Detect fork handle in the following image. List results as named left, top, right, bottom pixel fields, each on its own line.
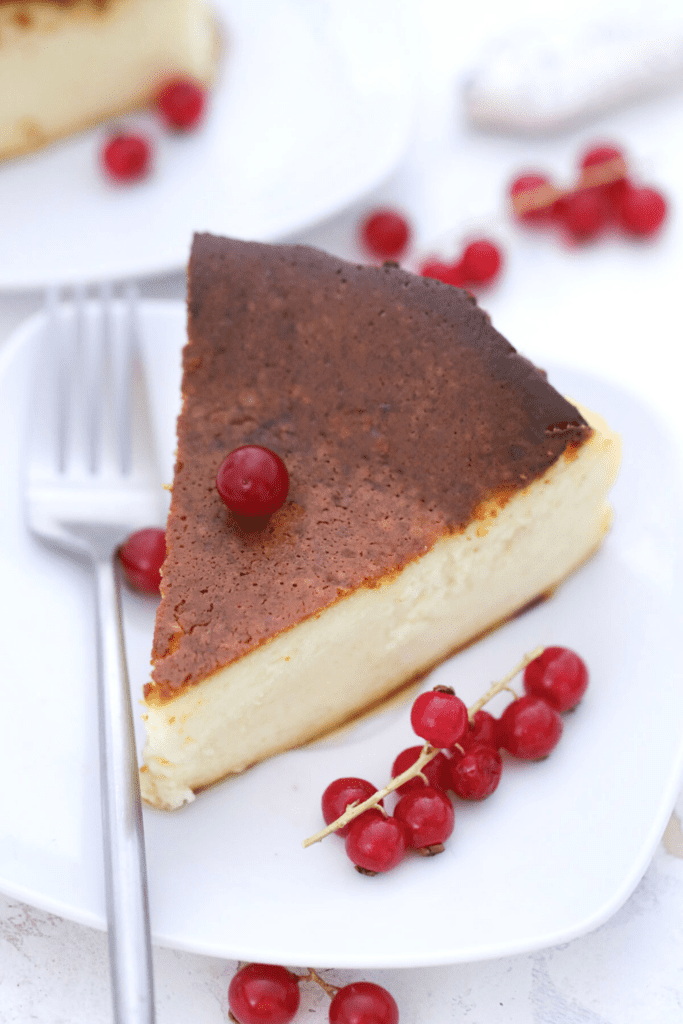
left=94, top=555, right=155, bottom=1024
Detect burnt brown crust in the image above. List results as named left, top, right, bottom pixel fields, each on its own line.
left=149, top=235, right=590, bottom=701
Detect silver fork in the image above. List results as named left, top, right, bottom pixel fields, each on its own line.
left=25, top=284, right=166, bottom=1024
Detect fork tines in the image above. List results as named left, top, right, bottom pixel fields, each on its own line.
left=39, top=282, right=142, bottom=479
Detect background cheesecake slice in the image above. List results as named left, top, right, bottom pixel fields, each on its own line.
left=0, top=0, right=218, bottom=161
left=140, top=234, right=621, bottom=811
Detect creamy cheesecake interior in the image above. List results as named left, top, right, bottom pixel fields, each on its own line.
left=140, top=406, right=620, bottom=811
left=0, top=0, right=218, bottom=160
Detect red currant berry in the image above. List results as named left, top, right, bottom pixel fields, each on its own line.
left=460, top=709, right=500, bottom=751
left=360, top=210, right=411, bottom=260
left=557, top=188, right=610, bottom=241
left=391, top=746, right=450, bottom=795
left=509, top=172, right=556, bottom=223
left=450, top=743, right=502, bottom=800
left=345, top=810, right=406, bottom=874
left=420, top=259, right=465, bottom=287
left=228, top=963, right=300, bottom=1024
left=410, top=689, right=468, bottom=748
left=523, top=646, right=588, bottom=713
left=156, top=77, right=207, bottom=130
left=329, top=982, right=399, bottom=1024
left=420, top=259, right=449, bottom=281
left=459, top=239, right=502, bottom=285
left=618, top=185, right=667, bottom=236
left=216, top=445, right=289, bottom=517
left=118, top=528, right=166, bottom=594
left=321, top=778, right=382, bottom=838
left=394, top=786, right=454, bottom=849
left=579, top=143, right=626, bottom=172
left=101, top=132, right=152, bottom=182
left=499, top=695, right=563, bottom=760
left=578, top=143, right=629, bottom=206
left=443, top=260, right=466, bottom=287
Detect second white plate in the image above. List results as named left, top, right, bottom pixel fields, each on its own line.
left=1, top=302, right=682, bottom=969
left=0, top=0, right=414, bottom=289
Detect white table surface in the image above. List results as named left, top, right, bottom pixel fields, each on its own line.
left=2, top=1, right=683, bottom=1020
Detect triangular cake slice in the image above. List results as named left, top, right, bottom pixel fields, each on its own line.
left=140, top=233, right=620, bottom=810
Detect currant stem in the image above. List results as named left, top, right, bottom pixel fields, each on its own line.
left=303, top=745, right=440, bottom=847
left=304, top=968, right=339, bottom=998
left=512, top=183, right=563, bottom=216
left=467, top=646, right=543, bottom=719
left=579, top=156, right=627, bottom=190
left=302, top=646, right=544, bottom=847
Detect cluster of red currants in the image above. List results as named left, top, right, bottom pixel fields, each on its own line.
left=228, top=963, right=399, bottom=1024
left=510, top=142, right=667, bottom=242
left=360, top=141, right=666, bottom=294
left=101, top=77, right=207, bottom=183
left=309, top=647, right=588, bottom=875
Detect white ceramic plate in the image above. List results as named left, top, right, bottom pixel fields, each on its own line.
left=2, top=301, right=682, bottom=969
left=0, top=0, right=413, bottom=290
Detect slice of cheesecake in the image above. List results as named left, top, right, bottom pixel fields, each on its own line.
left=140, top=233, right=620, bottom=810
left=0, top=0, right=218, bottom=161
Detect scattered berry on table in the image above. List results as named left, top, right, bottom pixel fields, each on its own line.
left=156, top=77, right=207, bottom=130
left=450, top=743, right=502, bottom=800
left=228, top=963, right=301, bottom=1024
left=345, top=810, right=407, bottom=874
left=394, top=786, right=455, bottom=850
left=328, top=981, right=400, bottom=1024
left=523, top=646, right=588, bottom=712
left=360, top=210, right=411, bottom=260
left=216, top=445, right=289, bottom=517
left=410, top=688, right=469, bottom=749
left=101, top=132, right=153, bottom=182
left=499, top=694, right=563, bottom=760
left=322, top=778, right=382, bottom=837
left=118, top=528, right=166, bottom=593
left=459, top=238, right=503, bottom=283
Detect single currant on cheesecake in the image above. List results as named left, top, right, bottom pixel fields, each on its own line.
left=139, top=234, right=621, bottom=811
left=0, top=0, right=219, bottom=161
